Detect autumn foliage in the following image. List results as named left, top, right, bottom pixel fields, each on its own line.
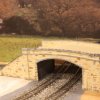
left=0, top=0, right=18, bottom=18
left=0, top=0, right=100, bottom=38
left=32, top=0, right=100, bottom=37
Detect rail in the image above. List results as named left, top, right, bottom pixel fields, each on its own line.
left=13, top=63, right=73, bottom=100
left=45, top=68, right=81, bottom=100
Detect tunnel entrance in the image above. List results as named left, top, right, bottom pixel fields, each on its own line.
left=37, top=59, right=55, bottom=80
left=37, top=59, right=82, bottom=80
left=36, top=59, right=82, bottom=99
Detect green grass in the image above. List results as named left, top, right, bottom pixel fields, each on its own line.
left=0, top=36, right=41, bottom=62
left=0, top=35, right=99, bottom=62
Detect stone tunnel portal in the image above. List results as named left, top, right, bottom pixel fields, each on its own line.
left=37, top=59, right=82, bottom=81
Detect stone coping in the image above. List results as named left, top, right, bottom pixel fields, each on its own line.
left=0, top=62, right=8, bottom=65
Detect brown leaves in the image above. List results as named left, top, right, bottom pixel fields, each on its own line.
left=0, top=0, right=99, bottom=37
left=32, top=0, right=100, bottom=37
left=0, top=0, right=18, bottom=19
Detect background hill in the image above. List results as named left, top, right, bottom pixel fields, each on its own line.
left=0, top=0, right=100, bottom=38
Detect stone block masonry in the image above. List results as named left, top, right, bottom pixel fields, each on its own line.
left=0, top=40, right=100, bottom=93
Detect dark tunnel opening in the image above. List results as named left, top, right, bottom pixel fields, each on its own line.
left=37, top=59, right=55, bottom=80
left=37, top=59, right=82, bottom=80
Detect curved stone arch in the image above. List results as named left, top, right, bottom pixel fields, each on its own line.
left=35, top=55, right=85, bottom=69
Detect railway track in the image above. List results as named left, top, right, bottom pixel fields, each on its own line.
left=45, top=68, right=82, bottom=100
left=14, top=62, right=71, bottom=100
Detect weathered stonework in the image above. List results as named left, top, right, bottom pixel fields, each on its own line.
left=0, top=40, right=100, bottom=92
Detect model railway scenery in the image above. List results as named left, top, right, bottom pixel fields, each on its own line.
left=13, top=60, right=82, bottom=100
left=0, top=0, right=100, bottom=100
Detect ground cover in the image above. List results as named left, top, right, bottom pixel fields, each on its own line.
left=0, top=35, right=99, bottom=62
left=0, top=36, right=41, bottom=62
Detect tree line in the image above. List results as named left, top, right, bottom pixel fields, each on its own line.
left=0, top=0, right=100, bottom=38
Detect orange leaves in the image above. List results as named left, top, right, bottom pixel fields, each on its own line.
left=0, top=0, right=18, bottom=19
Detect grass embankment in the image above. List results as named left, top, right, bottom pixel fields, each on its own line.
left=0, top=36, right=41, bottom=62
left=0, top=35, right=99, bottom=62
